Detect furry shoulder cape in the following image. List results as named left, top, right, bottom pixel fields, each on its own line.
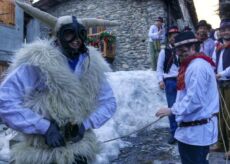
left=8, top=39, right=111, bottom=164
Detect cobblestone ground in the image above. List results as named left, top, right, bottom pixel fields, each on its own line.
left=111, top=128, right=229, bottom=164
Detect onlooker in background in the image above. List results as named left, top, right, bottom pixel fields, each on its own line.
left=182, top=25, right=192, bottom=32
left=211, top=18, right=230, bottom=159
left=196, top=20, right=215, bottom=57
left=156, top=25, right=180, bottom=144
left=148, top=16, right=165, bottom=70
left=207, top=23, right=216, bottom=41
left=156, top=31, right=219, bottom=164
left=209, top=29, right=216, bottom=41
left=214, top=28, right=225, bottom=45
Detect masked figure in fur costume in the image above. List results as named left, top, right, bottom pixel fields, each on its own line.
left=0, top=1, right=118, bottom=164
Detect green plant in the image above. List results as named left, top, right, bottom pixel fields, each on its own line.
left=99, top=31, right=116, bottom=48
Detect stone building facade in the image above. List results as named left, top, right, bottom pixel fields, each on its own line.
left=32, top=0, right=198, bottom=71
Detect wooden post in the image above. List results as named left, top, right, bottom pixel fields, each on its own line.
left=103, top=40, right=116, bottom=58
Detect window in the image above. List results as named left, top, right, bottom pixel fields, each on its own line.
left=0, top=0, right=15, bottom=26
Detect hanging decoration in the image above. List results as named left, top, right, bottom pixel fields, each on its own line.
left=87, top=31, right=116, bottom=49
left=99, top=31, right=116, bottom=49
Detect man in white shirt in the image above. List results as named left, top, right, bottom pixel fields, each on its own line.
left=148, top=17, right=165, bottom=70
left=211, top=18, right=230, bottom=159
left=196, top=20, right=215, bottom=57
left=156, top=25, right=179, bottom=144
left=156, top=31, right=219, bottom=164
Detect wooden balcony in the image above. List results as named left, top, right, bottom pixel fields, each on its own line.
left=87, top=27, right=116, bottom=63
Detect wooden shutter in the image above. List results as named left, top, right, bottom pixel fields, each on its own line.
left=97, top=26, right=106, bottom=33
left=0, top=0, right=15, bottom=26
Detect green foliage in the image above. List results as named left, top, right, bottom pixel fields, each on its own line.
left=99, top=31, right=116, bottom=47
left=87, top=31, right=116, bottom=48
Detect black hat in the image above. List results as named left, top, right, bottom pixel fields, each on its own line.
left=166, top=25, right=179, bottom=37
left=219, top=19, right=230, bottom=29
left=197, top=20, right=209, bottom=29
left=207, top=23, right=212, bottom=30
left=183, top=26, right=192, bottom=32
left=155, top=17, right=163, bottom=23
left=174, top=31, right=199, bottom=47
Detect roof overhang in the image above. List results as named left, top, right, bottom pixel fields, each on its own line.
left=33, top=0, right=70, bottom=11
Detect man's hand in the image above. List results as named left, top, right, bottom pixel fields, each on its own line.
left=216, top=74, right=222, bottom=79
left=158, top=29, right=163, bottom=35
left=155, top=107, right=172, bottom=118
left=44, top=122, right=65, bottom=148
left=159, top=81, right=165, bottom=90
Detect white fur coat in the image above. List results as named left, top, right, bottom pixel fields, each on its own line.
left=8, top=39, right=111, bottom=164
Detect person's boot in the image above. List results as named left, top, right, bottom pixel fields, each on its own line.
left=209, top=144, right=224, bottom=152
left=167, top=136, right=177, bottom=144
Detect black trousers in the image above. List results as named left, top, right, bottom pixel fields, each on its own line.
left=178, top=141, right=209, bottom=164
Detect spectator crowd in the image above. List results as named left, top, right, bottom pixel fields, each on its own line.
left=149, top=4, right=230, bottom=163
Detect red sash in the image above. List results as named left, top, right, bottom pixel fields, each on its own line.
left=177, top=53, right=215, bottom=90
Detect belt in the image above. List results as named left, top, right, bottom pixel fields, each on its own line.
left=218, top=80, right=230, bottom=88
left=179, top=113, right=218, bottom=127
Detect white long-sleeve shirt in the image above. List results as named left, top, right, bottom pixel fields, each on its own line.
left=212, top=48, right=230, bottom=80
left=171, top=58, right=219, bottom=146
left=156, top=48, right=179, bottom=82
left=148, top=24, right=165, bottom=42
left=200, top=38, right=215, bottom=57
left=0, top=54, right=116, bottom=135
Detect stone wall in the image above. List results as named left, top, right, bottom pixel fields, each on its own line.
left=36, top=0, right=196, bottom=71
left=42, top=0, right=166, bottom=71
